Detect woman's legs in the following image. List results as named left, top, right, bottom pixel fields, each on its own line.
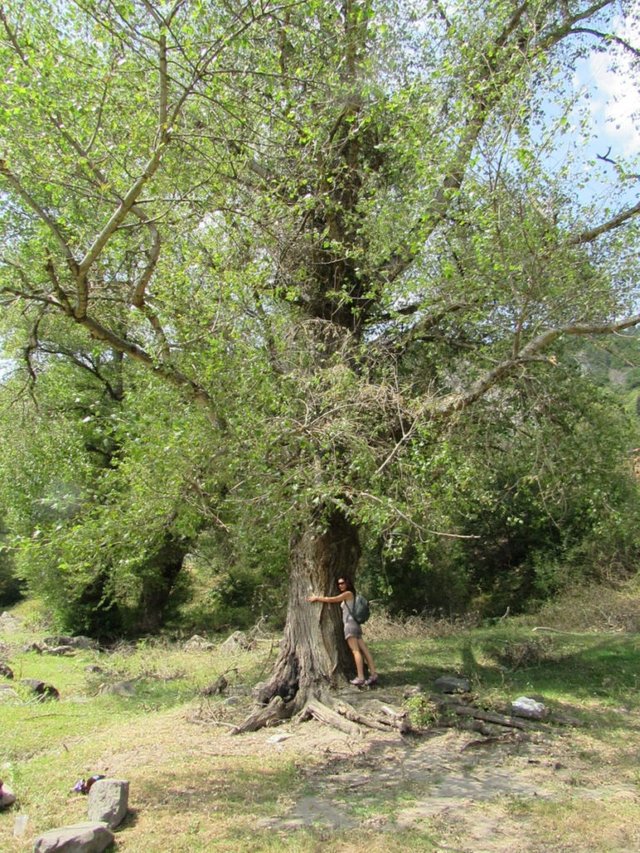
left=346, top=636, right=365, bottom=680
left=357, top=639, right=377, bottom=677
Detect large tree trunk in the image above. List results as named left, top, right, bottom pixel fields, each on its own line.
left=255, top=509, right=359, bottom=711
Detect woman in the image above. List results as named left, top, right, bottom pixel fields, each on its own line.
left=307, top=577, right=378, bottom=687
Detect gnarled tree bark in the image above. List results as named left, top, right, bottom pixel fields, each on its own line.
left=235, top=509, right=359, bottom=732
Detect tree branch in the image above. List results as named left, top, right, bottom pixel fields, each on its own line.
left=0, top=160, right=78, bottom=268
left=570, top=200, right=640, bottom=245
left=378, top=0, right=616, bottom=284
left=433, top=313, right=640, bottom=417
left=568, top=26, right=640, bottom=59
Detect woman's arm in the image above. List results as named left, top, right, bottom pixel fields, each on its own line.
left=308, top=592, right=352, bottom=604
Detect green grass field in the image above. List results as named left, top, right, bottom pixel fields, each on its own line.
left=2, top=590, right=640, bottom=851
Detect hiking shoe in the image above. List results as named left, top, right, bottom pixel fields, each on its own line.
left=364, top=675, right=378, bottom=687
left=349, top=678, right=365, bottom=686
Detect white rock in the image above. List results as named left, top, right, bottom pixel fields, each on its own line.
left=267, top=733, right=293, bottom=744
left=511, top=696, right=547, bottom=719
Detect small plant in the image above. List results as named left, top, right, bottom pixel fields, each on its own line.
left=404, top=695, right=441, bottom=729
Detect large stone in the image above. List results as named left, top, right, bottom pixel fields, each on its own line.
left=43, top=636, right=98, bottom=650
left=0, top=611, right=21, bottom=632
left=433, top=676, right=471, bottom=694
left=99, top=680, right=137, bottom=697
left=220, top=630, right=253, bottom=652
left=0, top=781, right=16, bottom=809
left=33, top=822, right=113, bottom=852
left=87, top=778, right=129, bottom=828
left=184, top=634, right=216, bottom=651
left=511, top=696, right=547, bottom=720
left=20, top=679, right=60, bottom=701
left=0, top=661, right=14, bottom=679
left=0, top=685, right=20, bottom=703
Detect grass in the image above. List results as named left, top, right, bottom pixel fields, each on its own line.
left=2, top=594, right=640, bottom=850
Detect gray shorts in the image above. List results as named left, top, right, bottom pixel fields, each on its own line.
left=344, top=623, right=362, bottom=640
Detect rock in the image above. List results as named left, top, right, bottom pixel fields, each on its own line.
left=0, top=662, right=14, bottom=679
left=201, top=675, right=228, bottom=696
left=100, top=679, right=137, bottom=697
left=84, top=665, right=104, bottom=674
left=43, top=636, right=97, bottom=650
left=433, top=676, right=471, bottom=694
left=403, top=685, right=424, bottom=698
left=184, top=634, right=216, bottom=651
left=511, top=696, right=547, bottom=720
left=0, top=611, right=21, bottom=632
left=87, top=778, right=129, bottom=829
left=0, top=781, right=16, bottom=809
left=20, top=679, right=60, bottom=701
left=44, top=646, right=76, bottom=657
left=22, top=642, right=44, bottom=654
left=33, top=821, right=114, bottom=852
left=220, top=630, right=253, bottom=653
left=0, top=685, right=20, bottom=703
left=267, top=733, right=293, bottom=744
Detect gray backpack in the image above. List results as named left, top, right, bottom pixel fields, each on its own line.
left=347, top=593, right=370, bottom=624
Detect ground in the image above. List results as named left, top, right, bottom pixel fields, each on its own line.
left=2, top=600, right=640, bottom=851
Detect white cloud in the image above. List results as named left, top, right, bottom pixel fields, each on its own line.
left=580, top=18, right=640, bottom=156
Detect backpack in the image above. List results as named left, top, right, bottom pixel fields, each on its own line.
left=347, top=593, right=370, bottom=624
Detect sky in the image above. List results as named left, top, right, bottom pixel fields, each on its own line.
left=562, top=15, right=640, bottom=202
left=581, top=17, right=640, bottom=158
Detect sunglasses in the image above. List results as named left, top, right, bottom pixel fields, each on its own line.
left=337, top=580, right=347, bottom=586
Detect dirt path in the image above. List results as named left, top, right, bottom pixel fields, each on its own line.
left=231, top=704, right=638, bottom=851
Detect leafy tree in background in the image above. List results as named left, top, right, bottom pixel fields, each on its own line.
left=365, top=358, right=640, bottom=617
left=0, top=324, right=216, bottom=634
left=0, top=0, right=639, bottom=723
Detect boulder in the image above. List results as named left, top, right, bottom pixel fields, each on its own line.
left=44, top=646, right=76, bottom=657
left=43, top=636, right=98, bottom=651
left=184, top=634, right=216, bottom=651
left=99, top=679, right=137, bottom=697
left=0, top=611, right=21, bottom=632
left=87, top=779, right=129, bottom=829
left=220, top=630, right=253, bottom=653
left=0, top=685, right=20, bottom=704
left=20, top=679, right=60, bottom=701
left=0, top=781, right=16, bottom=809
left=433, top=676, right=471, bottom=694
left=0, top=661, right=14, bottom=679
left=511, top=696, right=547, bottom=720
left=33, top=822, right=113, bottom=852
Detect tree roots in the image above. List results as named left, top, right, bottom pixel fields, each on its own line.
left=234, top=687, right=413, bottom=736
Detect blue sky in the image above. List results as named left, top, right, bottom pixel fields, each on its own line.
left=556, top=14, right=640, bottom=204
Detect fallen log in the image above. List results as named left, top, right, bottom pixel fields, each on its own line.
left=300, top=699, right=362, bottom=736
left=331, top=701, right=394, bottom=733
left=446, top=704, right=531, bottom=731
left=358, top=698, right=413, bottom=734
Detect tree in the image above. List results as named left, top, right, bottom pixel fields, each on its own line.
left=1, top=0, right=639, bottom=725
left=0, top=327, right=215, bottom=635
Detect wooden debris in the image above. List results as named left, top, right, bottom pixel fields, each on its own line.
left=301, top=699, right=362, bottom=736
left=232, top=695, right=290, bottom=734
left=444, top=704, right=530, bottom=731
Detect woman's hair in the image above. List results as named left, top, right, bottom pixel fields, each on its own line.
left=338, top=577, right=355, bottom=593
